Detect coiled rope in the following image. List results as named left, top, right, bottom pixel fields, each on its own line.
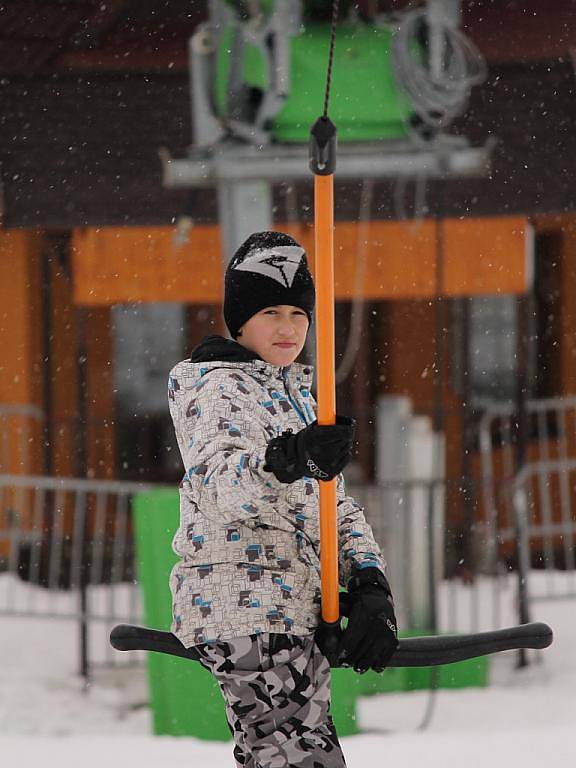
left=391, top=7, right=487, bottom=132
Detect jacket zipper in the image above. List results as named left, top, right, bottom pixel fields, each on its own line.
left=281, top=367, right=308, bottom=425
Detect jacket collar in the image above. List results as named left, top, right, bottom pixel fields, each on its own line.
left=190, top=335, right=260, bottom=364
left=189, top=335, right=314, bottom=389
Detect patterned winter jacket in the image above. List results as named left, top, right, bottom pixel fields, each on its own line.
left=168, top=335, right=387, bottom=648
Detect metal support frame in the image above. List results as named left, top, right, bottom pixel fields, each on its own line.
left=216, top=180, right=273, bottom=263
left=163, top=135, right=493, bottom=188
left=187, top=1, right=302, bottom=258
left=427, top=0, right=461, bottom=81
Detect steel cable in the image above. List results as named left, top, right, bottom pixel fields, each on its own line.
left=323, top=0, right=340, bottom=119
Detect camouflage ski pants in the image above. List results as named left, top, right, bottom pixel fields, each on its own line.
left=196, top=633, right=347, bottom=768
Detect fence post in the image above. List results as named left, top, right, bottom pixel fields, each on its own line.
left=514, top=293, right=532, bottom=666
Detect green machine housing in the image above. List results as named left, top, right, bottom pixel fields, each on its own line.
left=215, top=23, right=414, bottom=143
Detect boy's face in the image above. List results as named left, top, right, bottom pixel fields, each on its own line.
left=238, top=305, right=309, bottom=367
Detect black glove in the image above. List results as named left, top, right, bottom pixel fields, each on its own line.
left=264, top=416, right=355, bottom=484
left=338, top=568, right=398, bottom=673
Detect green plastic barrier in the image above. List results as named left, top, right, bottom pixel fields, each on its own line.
left=216, top=23, right=413, bottom=143
left=133, top=489, right=229, bottom=740
left=133, top=488, right=487, bottom=740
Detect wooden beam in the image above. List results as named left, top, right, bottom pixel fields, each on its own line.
left=72, top=225, right=223, bottom=305
left=72, top=216, right=530, bottom=305
left=443, top=216, right=531, bottom=296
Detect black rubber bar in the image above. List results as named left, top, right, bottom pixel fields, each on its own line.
left=110, top=621, right=553, bottom=668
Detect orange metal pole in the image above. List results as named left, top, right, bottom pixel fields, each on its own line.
left=314, top=172, right=339, bottom=625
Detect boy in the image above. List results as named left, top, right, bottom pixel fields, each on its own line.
left=168, top=231, right=397, bottom=768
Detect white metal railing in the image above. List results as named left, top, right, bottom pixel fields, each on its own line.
left=480, top=396, right=576, bottom=626
left=513, top=459, right=576, bottom=605
left=3, top=457, right=570, bottom=674
left=0, top=474, right=162, bottom=675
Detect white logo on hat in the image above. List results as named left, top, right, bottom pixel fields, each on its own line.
left=233, top=246, right=305, bottom=288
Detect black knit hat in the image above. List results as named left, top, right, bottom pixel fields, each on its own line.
left=224, top=231, right=315, bottom=339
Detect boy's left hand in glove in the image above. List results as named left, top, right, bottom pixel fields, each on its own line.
left=338, top=568, right=398, bottom=673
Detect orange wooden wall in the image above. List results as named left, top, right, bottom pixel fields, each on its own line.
left=0, top=214, right=541, bottom=494
left=49, top=250, right=80, bottom=477
left=0, top=230, right=45, bottom=553
left=534, top=214, right=576, bottom=396
left=0, top=231, right=116, bottom=481
left=84, top=308, right=115, bottom=479
left=0, top=229, right=44, bottom=475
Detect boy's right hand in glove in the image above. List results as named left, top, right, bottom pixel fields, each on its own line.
left=264, top=416, right=356, bottom=484
left=338, top=568, right=398, bottom=673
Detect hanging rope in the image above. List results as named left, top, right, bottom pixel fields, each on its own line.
left=322, top=1, right=340, bottom=119
left=335, top=178, right=373, bottom=385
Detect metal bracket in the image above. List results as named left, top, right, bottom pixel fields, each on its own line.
left=162, top=134, right=495, bottom=188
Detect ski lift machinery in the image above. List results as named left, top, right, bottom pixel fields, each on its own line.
left=162, top=0, right=495, bottom=256
left=112, top=0, right=553, bottom=672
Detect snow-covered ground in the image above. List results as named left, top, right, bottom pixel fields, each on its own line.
left=1, top=573, right=574, bottom=767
